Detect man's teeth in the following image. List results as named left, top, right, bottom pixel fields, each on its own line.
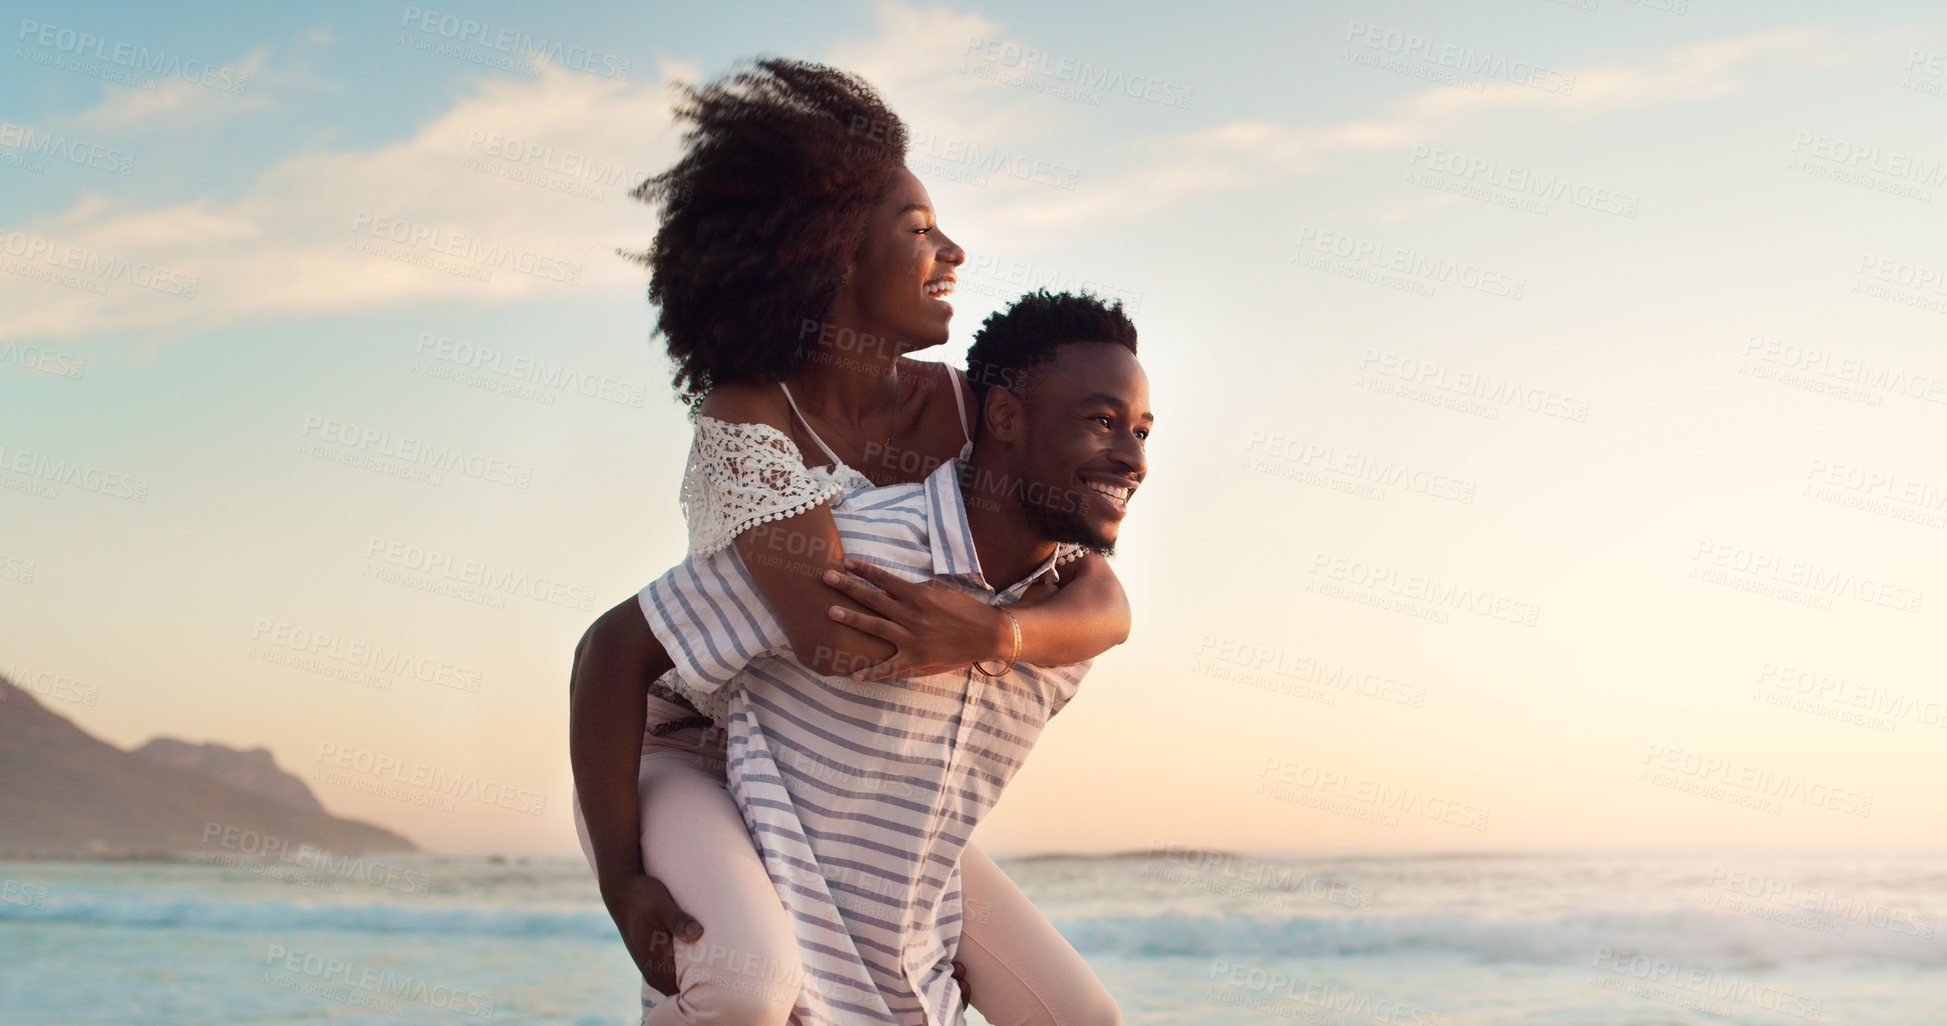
left=1087, top=482, right=1132, bottom=502
left=925, top=281, right=953, bottom=297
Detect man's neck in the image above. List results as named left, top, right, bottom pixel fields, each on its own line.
left=958, top=459, right=1058, bottom=592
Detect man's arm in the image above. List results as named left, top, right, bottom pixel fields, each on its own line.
left=569, top=597, right=701, bottom=992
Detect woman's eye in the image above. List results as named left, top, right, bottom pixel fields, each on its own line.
left=915, top=225, right=933, bottom=235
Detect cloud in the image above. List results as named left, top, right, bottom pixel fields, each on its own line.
left=3, top=57, right=683, bottom=339
left=77, top=50, right=274, bottom=128
left=962, top=27, right=1833, bottom=241
left=0, top=5, right=1839, bottom=341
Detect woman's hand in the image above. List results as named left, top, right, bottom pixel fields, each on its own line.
left=600, top=871, right=704, bottom=995
left=821, top=558, right=1007, bottom=680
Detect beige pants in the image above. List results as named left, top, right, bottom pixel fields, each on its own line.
left=573, top=694, right=1119, bottom=1025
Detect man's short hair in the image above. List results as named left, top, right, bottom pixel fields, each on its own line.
left=964, top=289, right=1138, bottom=405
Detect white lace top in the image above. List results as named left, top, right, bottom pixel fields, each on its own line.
left=679, top=417, right=875, bottom=559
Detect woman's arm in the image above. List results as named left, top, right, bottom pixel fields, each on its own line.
left=1010, top=551, right=1131, bottom=661
left=700, top=383, right=898, bottom=678
left=568, top=597, right=700, bottom=992
left=824, top=550, right=1131, bottom=679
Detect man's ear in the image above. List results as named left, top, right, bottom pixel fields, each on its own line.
left=980, top=384, right=1026, bottom=445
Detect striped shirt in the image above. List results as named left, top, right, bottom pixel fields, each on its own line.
left=639, top=458, right=1088, bottom=1026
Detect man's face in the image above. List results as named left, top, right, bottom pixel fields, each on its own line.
left=1012, top=343, right=1151, bottom=553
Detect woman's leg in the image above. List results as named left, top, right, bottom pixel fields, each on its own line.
left=573, top=707, right=802, bottom=1025
left=956, top=842, right=1120, bottom=1026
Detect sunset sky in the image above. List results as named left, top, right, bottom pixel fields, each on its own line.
left=4, top=0, right=1945, bottom=856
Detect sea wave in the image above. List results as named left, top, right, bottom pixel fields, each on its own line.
left=0, top=887, right=617, bottom=939
left=6, top=887, right=1940, bottom=968
left=1058, top=907, right=1947, bottom=966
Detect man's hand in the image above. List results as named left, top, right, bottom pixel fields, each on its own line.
left=601, top=872, right=704, bottom=995
left=822, top=559, right=1007, bottom=680
left=952, top=959, right=971, bottom=1008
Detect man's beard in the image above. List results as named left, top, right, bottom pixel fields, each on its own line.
left=1017, top=484, right=1115, bottom=556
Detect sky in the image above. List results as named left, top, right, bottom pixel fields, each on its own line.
left=3, top=0, right=1945, bottom=857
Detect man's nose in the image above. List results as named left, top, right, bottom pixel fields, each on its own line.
left=1109, top=429, right=1146, bottom=477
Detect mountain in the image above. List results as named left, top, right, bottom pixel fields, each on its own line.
left=0, top=675, right=415, bottom=859
left=134, top=737, right=328, bottom=814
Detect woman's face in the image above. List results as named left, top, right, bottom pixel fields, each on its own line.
left=834, top=166, right=965, bottom=354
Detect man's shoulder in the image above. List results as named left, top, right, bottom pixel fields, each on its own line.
left=832, top=480, right=933, bottom=557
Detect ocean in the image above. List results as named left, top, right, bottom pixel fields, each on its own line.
left=1, top=849, right=1941, bottom=1025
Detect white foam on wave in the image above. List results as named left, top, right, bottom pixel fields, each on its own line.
left=1057, top=907, right=1947, bottom=967
left=0, top=885, right=617, bottom=939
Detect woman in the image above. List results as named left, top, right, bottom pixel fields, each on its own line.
left=569, top=59, right=1126, bottom=1025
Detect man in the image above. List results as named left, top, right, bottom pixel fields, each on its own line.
left=576, top=291, right=1152, bottom=1025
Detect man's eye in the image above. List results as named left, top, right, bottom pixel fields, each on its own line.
left=915, top=225, right=933, bottom=235
left=1135, top=428, right=1150, bottom=441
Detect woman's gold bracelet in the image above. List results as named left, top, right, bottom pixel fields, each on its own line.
left=975, top=607, right=1021, bottom=677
